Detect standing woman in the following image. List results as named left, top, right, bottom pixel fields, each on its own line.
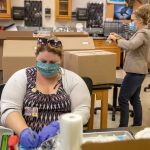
left=0, top=37, right=91, bottom=149
left=108, top=4, right=150, bottom=127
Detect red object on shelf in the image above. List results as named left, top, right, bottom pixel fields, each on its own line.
left=0, top=26, right=4, bottom=30
left=8, top=135, right=19, bottom=150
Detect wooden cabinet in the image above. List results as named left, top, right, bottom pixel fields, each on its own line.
left=0, top=0, right=11, bottom=19
left=55, top=0, right=72, bottom=20
left=94, top=39, right=121, bottom=68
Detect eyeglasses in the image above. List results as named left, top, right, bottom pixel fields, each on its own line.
left=37, top=37, right=62, bottom=48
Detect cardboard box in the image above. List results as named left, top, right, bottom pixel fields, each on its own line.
left=58, top=37, right=95, bottom=67
left=0, top=40, right=3, bottom=70
left=2, top=40, right=36, bottom=82
left=2, top=37, right=95, bottom=83
left=59, top=37, right=95, bottom=50
left=81, top=139, right=150, bottom=150
left=64, top=50, right=116, bottom=85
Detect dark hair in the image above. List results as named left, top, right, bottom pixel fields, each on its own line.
left=133, top=4, right=150, bottom=28
left=35, top=36, right=63, bottom=57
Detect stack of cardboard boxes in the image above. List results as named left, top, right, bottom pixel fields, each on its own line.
left=2, top=37, right=116, bottom=84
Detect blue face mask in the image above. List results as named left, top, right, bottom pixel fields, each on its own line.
left=129, top=21, right=137, bottom=31
left=36, top=61, right=60, bottom=77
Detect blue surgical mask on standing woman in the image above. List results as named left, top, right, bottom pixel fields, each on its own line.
left=36, top=61, right=60, bottom=77
left=129, top=21, right=137, bottom=31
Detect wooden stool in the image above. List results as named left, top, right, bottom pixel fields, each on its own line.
left=94, top=78, right=134, bottom=122
left=92, top=84, right=112, bottom=129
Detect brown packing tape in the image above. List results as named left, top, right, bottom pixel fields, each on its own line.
left=65, top=50, right=116, bottom=56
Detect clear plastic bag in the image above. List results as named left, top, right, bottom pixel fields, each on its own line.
left=36, top=135, right=60, bottom=150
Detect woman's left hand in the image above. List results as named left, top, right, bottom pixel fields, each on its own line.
left=107, top=34, right=117, bottom=42
left=20, top=128, right=41, bottom=149
left=39, top=121, right=60, bottom=143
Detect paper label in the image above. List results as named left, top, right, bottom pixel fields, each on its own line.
left=82, top=41, right=89, bottom=45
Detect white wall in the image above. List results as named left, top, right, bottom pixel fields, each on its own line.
left=11, top=0, right=55, bottom=27
left=42, top=0, right=55, bottom=27
left=11, top=0, right=105, bottom=28
left=72, top=0, right=90, bottom=11
left=11, top=0, right=24, bottom=6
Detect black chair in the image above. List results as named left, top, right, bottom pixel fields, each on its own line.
left=0, top=84, right=5, bottom=98
left=111, top=78, right=124, bottom=121
left=111, top=78, right=134, bottom=121
left=144, top=70, right=150, bottom=92
left=82, top=77, right=93, bottom=95
left=82, top=77, right=95, bottom=130
left=94, top=78, right=134, bottom=121
left=144, top=84, right=150, bottom=92
left=0, top=84, right=5, bottom=124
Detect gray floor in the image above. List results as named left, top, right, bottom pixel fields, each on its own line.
left=94, top=69, right=150, bottom=129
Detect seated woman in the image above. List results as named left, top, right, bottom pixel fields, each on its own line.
left=0, top=36, right=91, bottom=149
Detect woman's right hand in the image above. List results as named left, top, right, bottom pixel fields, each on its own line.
left=20, top=128, right=41, bottom=149
left=107, top=34, right=117, bottom=42
left=110, top=32, right=122, bottom=39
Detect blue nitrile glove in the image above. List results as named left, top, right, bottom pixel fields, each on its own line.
left=20, top=128, right=40, bottom=149
left=39, top=121, right=60, bottom=143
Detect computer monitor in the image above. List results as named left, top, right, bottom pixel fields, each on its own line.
left=103, top=21, right=124, bottom=37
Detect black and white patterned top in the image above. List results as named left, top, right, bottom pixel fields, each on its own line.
left=22, top=67, right=71, bottom=132
left=1, top=68, right=90, bottom=127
